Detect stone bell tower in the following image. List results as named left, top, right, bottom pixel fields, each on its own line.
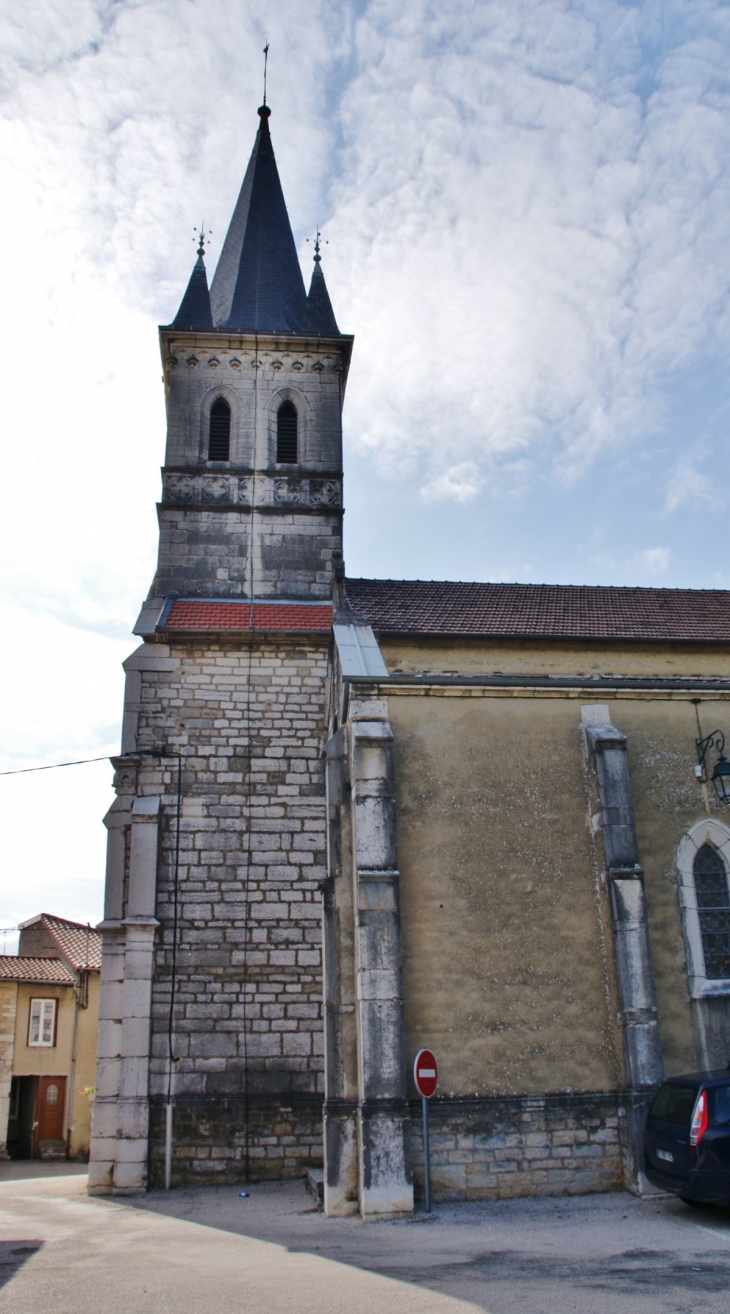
left=89, top=103, right=353, bottom=1194
left=143, top=102, right=352, bottom=612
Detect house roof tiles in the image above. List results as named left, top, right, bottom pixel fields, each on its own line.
left=0, top=956, right=74, bottom=985
left=41, top=916, right=102, bottom=971
left=345, top=578, right=730, bottom=643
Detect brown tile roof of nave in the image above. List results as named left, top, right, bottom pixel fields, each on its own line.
left=345, top=578, right=730, bottom=643
left=40, top=915, right=102, bottom=971
left=0, top=956, right=75, bottom=984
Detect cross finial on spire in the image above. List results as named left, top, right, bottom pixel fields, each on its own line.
left=193, top=223, right=211, bottom=258
left=307, top=228, right=328, bottom=263
left=262, top=41, right=269, bottom=107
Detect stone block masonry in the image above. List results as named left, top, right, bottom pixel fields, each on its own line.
left=148, top=1093, right=324, bottom=1187
left=409, top=1093, right=625, bottom=1203
left=131, top=634, right=329, bottom=1186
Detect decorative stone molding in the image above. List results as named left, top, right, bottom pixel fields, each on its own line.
left=186, top=356, right=198, bottom=369
left=312, top=360, right=325, bottom=373
left=271, top=359, right=283, bottom=370
left=274, top=478, right=306, bottom=505
left=202, top=476, right=230, bottom=503
left=162, top=471, right=342, bottom=510
left=208, top=357, right=220, bottom=368
left=291, top=360, right=304, bottom=371
left=111, top=757, right=138, bottom=796
left=164, top=475, right=195, bottom=503
left=311, top=480, right=339, bottom=506
left=230, top=358, right=241, bottom=369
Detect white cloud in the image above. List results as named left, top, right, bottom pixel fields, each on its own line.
left=664, top=453, right=725, bottom=513
left=641, top=546, right=671, bottom=575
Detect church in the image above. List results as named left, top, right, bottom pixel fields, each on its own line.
left=88, top=99, right=730, bottom=1219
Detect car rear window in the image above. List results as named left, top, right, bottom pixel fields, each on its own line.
left=709, top=1084, right=730, bottom=1126
left=650, top=1084, right=697, bottom=1124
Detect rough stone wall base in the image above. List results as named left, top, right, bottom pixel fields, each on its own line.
left=410, top=1092, right=626, bottom=1202
left=148, top=1095, right=324, bottom=1188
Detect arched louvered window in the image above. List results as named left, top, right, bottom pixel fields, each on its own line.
left=693, top=843, right=730, bottom=979
left=208, top=398, right=231, bottom=461
left=276, top=401, right=298, bottom=464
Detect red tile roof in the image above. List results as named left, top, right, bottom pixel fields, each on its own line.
left=164, top=600, right=333, bottom=633
left=0, top=956, right=74, bottom=984
left=42, top=916, right=101, bottom=971
left=345, top=579, right=730, bottom=643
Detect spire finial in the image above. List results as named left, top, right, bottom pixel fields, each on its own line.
left=193, top=223, right=211, bottom=258
left=262, top=41, right=269, bottom=107
left=307, top=227, right=328, bottom=263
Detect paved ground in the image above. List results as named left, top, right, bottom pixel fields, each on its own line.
left=2, top=1164, right=730, bottom=1313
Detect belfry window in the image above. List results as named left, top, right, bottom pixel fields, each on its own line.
left=693, top=843, right=730, bottom=979
left=208, top=398, right=231, bottom=461
left=276, top=401, right=298, bottom=463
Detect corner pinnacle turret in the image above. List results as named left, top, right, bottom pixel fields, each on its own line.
left=170, top=103, right=342, bottom=337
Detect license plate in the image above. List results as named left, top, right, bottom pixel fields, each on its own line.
left=656, top=1149, right=674, bottom=1163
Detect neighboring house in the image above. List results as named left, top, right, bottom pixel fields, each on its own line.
left=0, top=915, right=101, bottom=1160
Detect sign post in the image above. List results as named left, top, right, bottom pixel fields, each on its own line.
left=413, top=1048, right=438, bottom=1212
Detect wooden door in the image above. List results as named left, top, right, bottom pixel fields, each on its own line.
left=36, top=1076, right=66, bottom=1146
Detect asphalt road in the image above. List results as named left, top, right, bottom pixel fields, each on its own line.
left=1, top=1164, right=730, bottom=1313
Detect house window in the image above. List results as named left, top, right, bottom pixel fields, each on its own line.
left=276, top=401, right=298, bottom=463
left=208, top=398, right=231, bottom=461
left=28, top=998, right=57, bottom=1047
left=693, top=843, right=730, bottom=979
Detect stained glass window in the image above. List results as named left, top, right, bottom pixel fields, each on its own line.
left=694, top=843, right=730, bottom=979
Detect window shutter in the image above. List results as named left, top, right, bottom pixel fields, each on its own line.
left=208, top=398, right=231, bottom=461
left=276, top=402, right=298, bottom=463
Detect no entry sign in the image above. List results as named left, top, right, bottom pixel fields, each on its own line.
left=414, top=1048, right=438, bottom=1099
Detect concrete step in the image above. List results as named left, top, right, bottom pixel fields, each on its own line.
left=38, top=1140, right=67, bottom=1161
left=305, top=1168, right=324, bottom=1205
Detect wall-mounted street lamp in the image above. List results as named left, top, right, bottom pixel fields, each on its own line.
left=695, top=726, right=730, bottom=804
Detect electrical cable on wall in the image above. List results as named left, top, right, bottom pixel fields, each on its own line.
left=239, top=330, right=260, bottom=1183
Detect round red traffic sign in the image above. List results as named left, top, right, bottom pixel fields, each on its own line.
left=414, top=1048, right=438, bottom=1099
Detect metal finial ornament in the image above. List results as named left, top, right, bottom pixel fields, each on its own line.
left=307, top=227, right=328, bottom=263
left=263, top=41, right=269, bottom=106
left=193, top=224, right=211, bottom=257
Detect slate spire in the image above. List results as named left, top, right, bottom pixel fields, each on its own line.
left=209, top=105, right=309, bottom=333
left=172, top=232, right=213, bottom=330
left=305, top=235, right=340, bottom=336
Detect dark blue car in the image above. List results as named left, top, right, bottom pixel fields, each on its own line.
left=645, top=1071, right=730, bottom=1206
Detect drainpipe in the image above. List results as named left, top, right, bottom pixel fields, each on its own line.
left=67, top=979, right=80, bottom=1159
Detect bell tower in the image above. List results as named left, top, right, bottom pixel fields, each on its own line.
left=89, top=103, right=354, bottom=1196
left=145, top=103, right=352, bottom=615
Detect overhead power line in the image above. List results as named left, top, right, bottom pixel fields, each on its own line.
left=0, top=756, right=110, bottom=778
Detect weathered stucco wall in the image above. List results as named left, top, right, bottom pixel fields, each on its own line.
left=597, top=697, right=729, bottom=1076
left=380, top=638, right=730, bottom=679
left=0, top=982, right=17, bottom=1157
left=70, top=973, right=100, bottom=1157
left=389, top=692, right=624, bottom=1098
left=388, top=680, right=725, bottom=1102
left=13, top=985, right=75, bottom=1077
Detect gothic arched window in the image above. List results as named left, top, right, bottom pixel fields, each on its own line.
left=276, top=401, right=298, bottom=464
left=693, top=842, right=730, bottom=979
left=208, top=398, right=231, bottom=461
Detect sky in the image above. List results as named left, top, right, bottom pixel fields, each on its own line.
left=1, top=0, right=730, bottom=941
